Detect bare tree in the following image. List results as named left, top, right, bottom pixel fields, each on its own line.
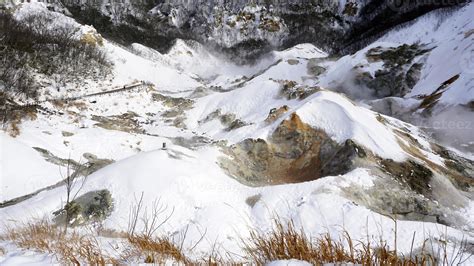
left=59, top=158, right=88, bottom=233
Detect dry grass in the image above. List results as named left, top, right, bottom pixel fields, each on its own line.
left=2, top=105, right=37, bottom=137
left=1, top=220, right=117, bottom=265
left=1, top=211, right=471, bottom=265
left=126, top=234, right=188, bottom=264
left=242, top=219, right=472, bottom=266
left=123, top=193, right=190, bottom=264
left=8, top=117, right=21, bottom=137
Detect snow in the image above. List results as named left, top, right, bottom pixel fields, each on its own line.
left=309, top=2, right=474, bottom=107
left=0, top=243, right=56, bottom=266
left=274, top=43, right=328, bottom=59
left=0, top=132, right=61, bottom=202
left=315, top=41, right=410, bottom=101
left=186, top=58, right=407, bottom=160
left=378, top=2, right=474, bottom=105
left=1, top=152, right=471, bottom=260
left=266, top=260, right=312, bottom=266
left=295, top=91, right=406, bottom=161
left=106, top=41, right=201, bottom=92
left=1, top=1, right=474, bottom=263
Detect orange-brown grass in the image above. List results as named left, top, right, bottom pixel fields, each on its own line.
left=3, top=105, right=38, bottom=137
left=124, top=193, right=190, bottom=264
left=1, top=220, right=117, bottom=265
left=243, top=219, right=438, bottom=266
left=2, top=215, right=470, bottom=265
left=126, top=234, right=188, bottom=264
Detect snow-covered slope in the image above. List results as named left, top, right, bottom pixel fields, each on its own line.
left=306, top=3, right=474, bottom=153
left=2, top=146, right=472, bottom=260
left=0, top=132, right=61, bottom=201
left=379, top=4, right=474, bottom=106
left=1, top=1, right=473, bottom=264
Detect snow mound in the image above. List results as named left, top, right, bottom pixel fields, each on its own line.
left=295, top=91, right=406, bottom=161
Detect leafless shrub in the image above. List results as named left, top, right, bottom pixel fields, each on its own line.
left=0, top=10, right=110, bottom=100
left=124, top=193, right=188, bottom=264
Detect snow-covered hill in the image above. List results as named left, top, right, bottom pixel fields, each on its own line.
left=0, top=1, right=473, bottom=264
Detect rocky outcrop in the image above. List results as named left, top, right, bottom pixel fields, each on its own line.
left=265, top=105, right=289, bottom=124
left=92, top=112, right=145, bottom=133
left=354, top=44, right=431, bottom=98
left=32, top=148, right=114, bottom=177
left=276, top=80, right=322, bottom=100
left=218, top=110, right=473, bottom=228
left=220, top=113, right=368, bottom=186
left=220, top=110, right=473, bottom=193
left=432, top=144, right=474, bottom=191
left=53, top=189, right=113, bottom=226
left=152, top=93, right=194, bottom=129
left=307, top=58, right=327, bottom=76
left=198, top=108, right=249, bottom=131
left=379, top=159, right=433, bottom=196
left=31, top=0, right=467, bottom=60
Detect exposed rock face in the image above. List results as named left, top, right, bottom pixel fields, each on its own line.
left=35, top=0, right=467, bottom=60
left=198, top=108, right=248, bottom=131
left=152, top=93, right=194, bottom=129
left=56, top=0, right=343, bottom=58
left=92, top=112, right=145, bottom=133
left=219, top=111, right=474, bottom=228
left=220, top=113, right=367, bottom=185
left=220, top=111, right=473, bottom=194
left=53, top=190, right=114, bottom=226
left=265, top=105, right=289, bottom=124
left=380, top=159, right=433, bottom=196
left=432, top=144, right=474, bottom=191
left=276, top=80, right=322, bottom=100
left=344, top=171, right=468, bottom=226
left=307, top=58, right=327, bottom=76
left=354, top=44, right=430, bottom=98
left=418, top=75, right=461, bottom=111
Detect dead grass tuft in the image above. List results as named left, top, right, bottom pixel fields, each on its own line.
left=242, top=219, right=452, bottom=265
left=1, top=220, right=117, bottom=265
left=126, top=234, right=188, bottom=264
left=2, top=105, right=37, bottom=137
left=124, top=193, right=189, bottom=264
left=2, top=205, right=471, bottom=265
